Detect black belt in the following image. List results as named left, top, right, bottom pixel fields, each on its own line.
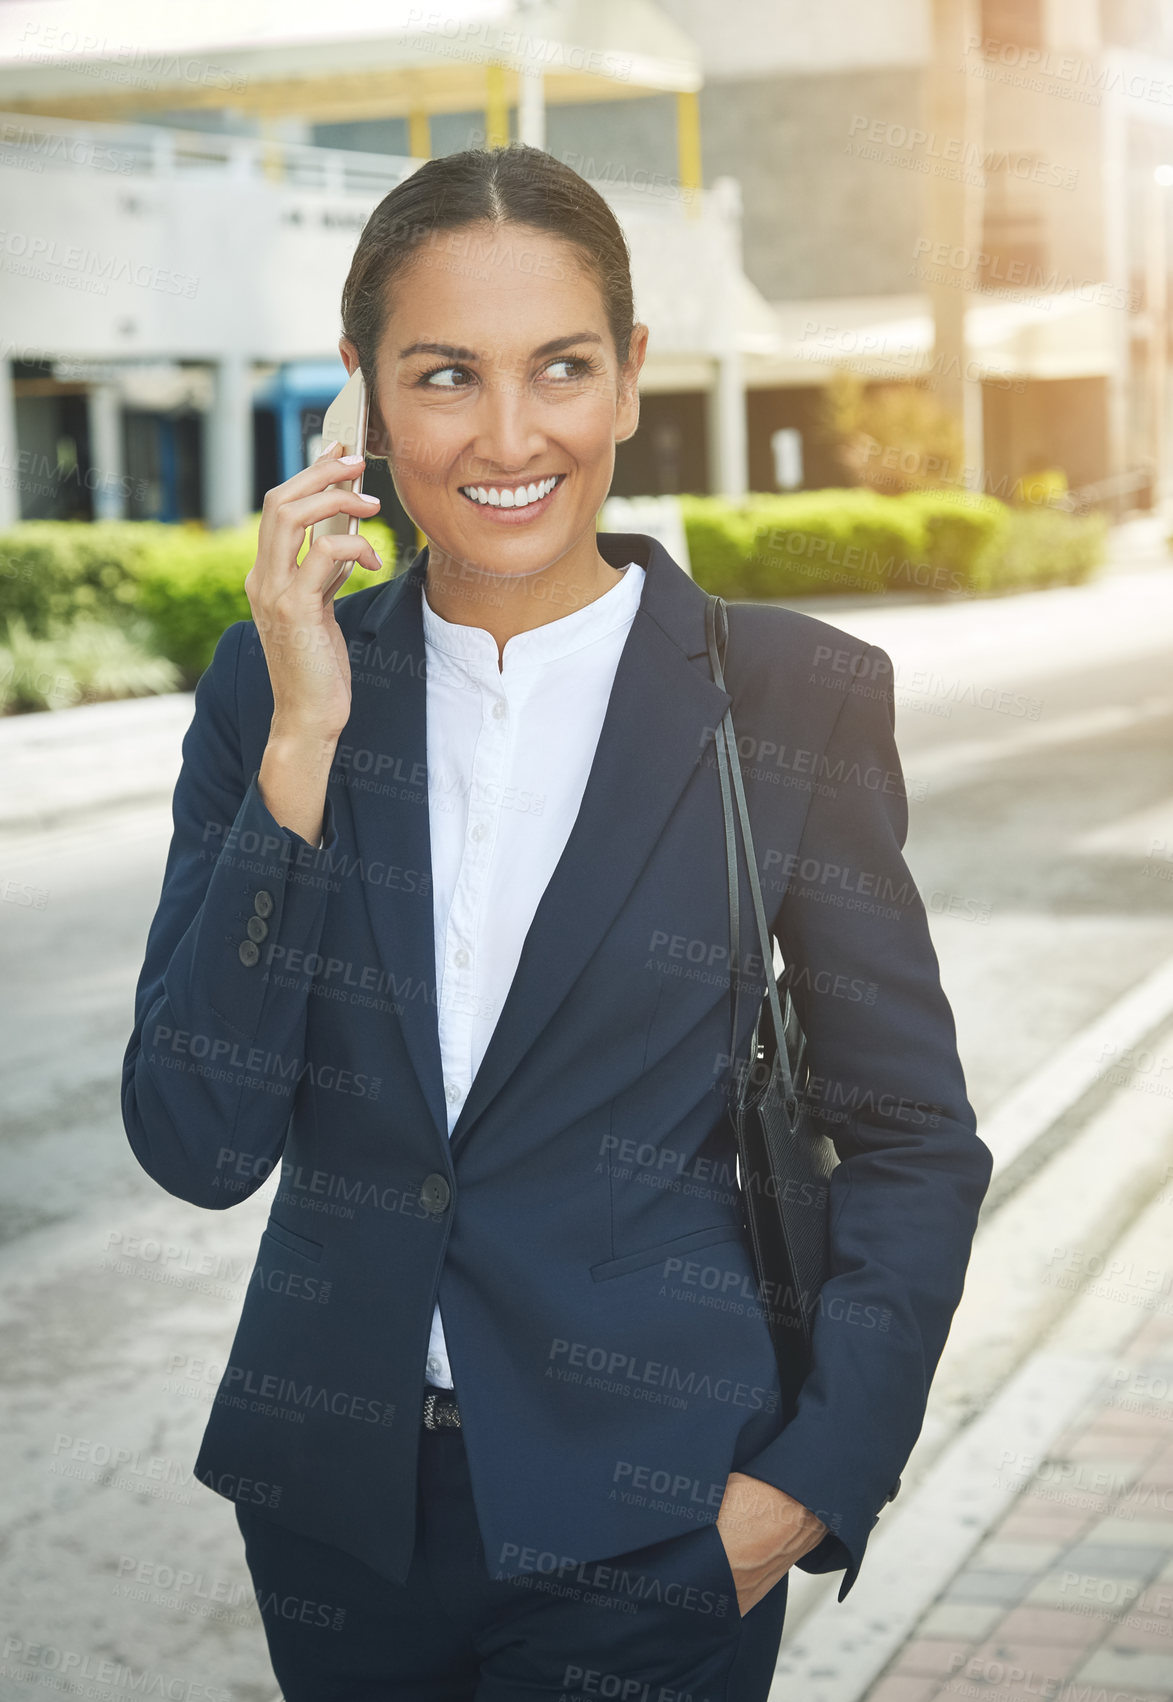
left=422, top=1386, right=461, bottom=1430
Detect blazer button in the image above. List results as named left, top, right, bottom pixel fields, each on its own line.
left=420, top=1173, right=451, bottom=1213
left=238, top=940, right=260, bottom=967
left=254, top=890, right=274, bottom=919
left=246, top=915, right=269, bottom=942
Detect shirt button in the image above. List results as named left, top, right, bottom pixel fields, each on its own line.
left=445, top=1081, right=462, bottom=1104
left=491, top=699, right=507, bottom=719
left=453, top=947, right=470, bottom=968
left=470, top=822, right=487, bottom=842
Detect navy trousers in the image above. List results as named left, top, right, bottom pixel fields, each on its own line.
left=234, top=1418, right=790, bottom=1700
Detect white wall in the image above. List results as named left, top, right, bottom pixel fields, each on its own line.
left=1044, top=0, right=1103, bottom=53
left=0, top=163, right=373, bottom=362
left=0, top=134, right=746, bottom=366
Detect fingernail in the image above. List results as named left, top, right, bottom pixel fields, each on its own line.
left=340, top=453, right=364, bottom=465
left=320, top=440, right=340, bottom=456
left=358, top=492, right=380, bottom=504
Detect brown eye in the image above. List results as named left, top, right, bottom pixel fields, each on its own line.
left=419, top=365, right=473, bottom=389
left=545, top=357, right=593, bottom=379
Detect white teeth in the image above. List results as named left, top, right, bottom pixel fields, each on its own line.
left=460, top=475, right=560, bottom=508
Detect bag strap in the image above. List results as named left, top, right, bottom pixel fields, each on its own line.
left=704, top=594, right=800, bottom=1131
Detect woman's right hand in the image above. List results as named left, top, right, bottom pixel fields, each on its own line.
left=245, top=444, right=383, bottom=748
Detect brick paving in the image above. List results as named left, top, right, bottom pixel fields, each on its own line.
left=863, top=1309, right=1173, bottom=1702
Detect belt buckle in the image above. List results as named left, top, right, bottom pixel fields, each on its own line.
left=423, top=1388, right=461, bottom=1430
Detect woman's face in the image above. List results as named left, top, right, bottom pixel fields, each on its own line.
left=341, top=220, right=648, bottom=580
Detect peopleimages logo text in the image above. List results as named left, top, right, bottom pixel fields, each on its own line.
left=0, top=231, right=198, bottom=297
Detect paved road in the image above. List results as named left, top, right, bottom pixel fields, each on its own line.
left=1, top=549, right=1171, bottom=1698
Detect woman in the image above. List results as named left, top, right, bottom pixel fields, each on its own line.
left=122, top=145, right=992, bottom=1700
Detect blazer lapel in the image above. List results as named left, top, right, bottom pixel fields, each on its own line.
left=342, top=557, right=448, bottom=1145
left=343, top=532, right=732, bottom=1161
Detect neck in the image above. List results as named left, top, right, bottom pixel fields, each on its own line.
left=422, top=533, right=627, bottom=667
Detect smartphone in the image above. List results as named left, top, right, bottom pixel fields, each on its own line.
left=311, top=368, right=370, bottom=543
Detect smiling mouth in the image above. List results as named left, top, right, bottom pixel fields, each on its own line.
left=457, top=473, right=566, bottom=510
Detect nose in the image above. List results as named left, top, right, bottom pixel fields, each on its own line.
left=467, top=377, right=547, bottom=478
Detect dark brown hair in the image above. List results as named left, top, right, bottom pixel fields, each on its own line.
left=340, top=144, right=637, bottom=388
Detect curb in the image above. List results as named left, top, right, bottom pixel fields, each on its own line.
left=772, top=1173, right=1173, bottom=1701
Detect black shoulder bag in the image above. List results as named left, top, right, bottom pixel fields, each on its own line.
left=704, top=595, right=902, bottom=1508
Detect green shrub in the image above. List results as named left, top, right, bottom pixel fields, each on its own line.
left=998, top=505, right=1108, bottom=590
left=0, top=614, right=181, bottom=713
left=683, top=489, right=929, bottom=597
left=681, top=488, right=1106, bottom=600
left=0, top=520, right=167, bottom=634
left=900, top=489, right=1012, bottom=594
left=0, top=516, right=397, bottom=690
left=127, top=524, right=257, bottom=683
left=675, top=495, right=762, bottom=590
left=743, top=490, right=928, bottom=597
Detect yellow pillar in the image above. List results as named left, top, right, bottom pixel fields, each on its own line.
left=258, top=116, right=286, bottom=184
left=408, top=108, right=431, bottom=159
left=485, top=62, right=510, bottom=149
left=676, top=89, right=702, bottom=218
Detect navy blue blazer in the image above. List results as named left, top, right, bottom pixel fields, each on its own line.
left=122, top=530, right=992, bottom=1604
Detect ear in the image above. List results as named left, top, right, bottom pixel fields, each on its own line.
left=614, top=322, right=649, bottom=446
left=339, top=336, right=360, bottom=377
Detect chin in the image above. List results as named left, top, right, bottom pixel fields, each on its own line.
left=426, top=517, right=586, bottom=578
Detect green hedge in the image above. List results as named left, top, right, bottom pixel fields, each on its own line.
left=0, top=490, right=1107, bottom=708
left=0, top=516, right=397, bottom=687
left=679, top=489, right=1107, bottom=599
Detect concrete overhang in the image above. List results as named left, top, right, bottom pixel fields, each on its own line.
left=749, top=290, right=1122, bottom=388
left=0, top=0, right=703, bottom=122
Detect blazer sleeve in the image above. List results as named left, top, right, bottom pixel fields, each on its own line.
left=734, top=641, right=993, bottom=1601
left=121, top=619, right=341, bottom=1210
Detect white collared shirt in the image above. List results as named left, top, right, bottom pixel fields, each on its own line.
left=420, top=559, right=647, bottom=1388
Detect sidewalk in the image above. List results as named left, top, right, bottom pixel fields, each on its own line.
left=773, top=1015, right=1173, bottom=1702
left=0, top=690, right=192, bottom=834
left=868, top=1297, right=1173, bottom=1702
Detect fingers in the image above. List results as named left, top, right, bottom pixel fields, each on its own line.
left=251, top=453, right=381, bottom=610
left=281, top=485, right=381, bottom=535
left=262, top=445, right=371, bottom=516
left=298, top=531, right=383, bottom=601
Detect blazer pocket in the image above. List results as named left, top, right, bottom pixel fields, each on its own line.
left=591, top=1222, right=745, bottom=1282
left=262, top=1220, right=325, bottom=1263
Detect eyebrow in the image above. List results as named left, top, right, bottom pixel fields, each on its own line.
left=398, top=331, right=603, bottom=361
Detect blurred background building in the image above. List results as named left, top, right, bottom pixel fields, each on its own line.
left=4, top=0, right=1173, bottom=542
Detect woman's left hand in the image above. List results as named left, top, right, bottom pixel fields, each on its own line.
left=715, top=1471, right=829, bottom=1617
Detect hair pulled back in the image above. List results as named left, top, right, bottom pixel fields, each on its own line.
left=341, top=144, right=636, bottom=387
